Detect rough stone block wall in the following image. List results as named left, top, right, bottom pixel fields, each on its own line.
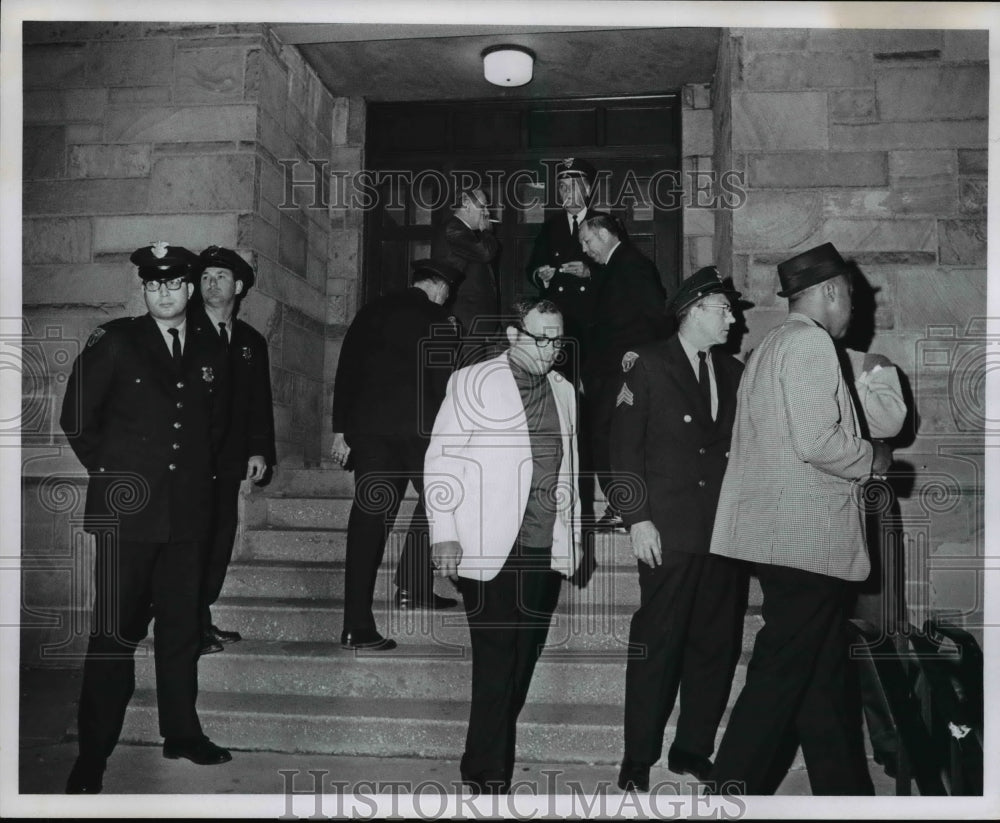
left=681, top=83, right=716, bottom=278
left=719, top=28, right=988, bottom=635
left=20, top=22, right=345, bottom=663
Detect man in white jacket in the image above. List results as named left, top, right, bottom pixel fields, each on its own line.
left=425, top=297, right=581, bottom=794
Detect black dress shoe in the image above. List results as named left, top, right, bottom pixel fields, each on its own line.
left=617, top=758, right=650, bottom=792
left=210, top=625, right=242, bottom=644
left=340, top=629, right=397, bottom=651
left=394, top=588, right=459, bottom=611
left=163, top=736, right=232, bottom=765
left=65, top=756, right=105, bottom=794
left=199, top=633, right=224, bottom=655
left=667, top=745, right=713, bottom=781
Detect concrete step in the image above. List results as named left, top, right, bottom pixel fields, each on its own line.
left=210, top=595, right=764, bottom=649
left=223, top=559, right=644, bottom=605
left=138, top=638, right=754, bottom=704
left=268, top=467, right=356, bottom=498
left=118, top=690, right=732, bottom=764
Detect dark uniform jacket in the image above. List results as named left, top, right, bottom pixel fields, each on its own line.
left=610, top=335, right=743, bottom=555
left=587, top=241, right=668, bottom=378
left=331, top=287, right=456, bottom=442
left=189, top=305, right=276, bottom=479
left=431, top=216, right=500, bottom=336
left=526, top=212, right=603, bottom=362
left=60, top=313, right=229, bottom=542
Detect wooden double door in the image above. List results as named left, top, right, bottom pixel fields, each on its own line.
left=362, top=94, right=683, bottom=311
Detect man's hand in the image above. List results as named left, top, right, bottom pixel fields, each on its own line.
left=331, top=432, right=351, bottom=467
left=871, top=440, right=893, bottom=479
left=533, top=265, right=556, bottom=288
left=246, top=455, right=267, bottom=482
left=559, top=260, right=590, bottom=279
left=432, top=541, right=463, bottom=581
left=629, top=520, right=662, bottom=568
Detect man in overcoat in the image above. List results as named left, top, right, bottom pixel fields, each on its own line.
left=610, top=266, right=748, bottom=791
left=331, top=259, right=464, bottom=651
left=708, top=242, right=892, bottom=795
left=60, top=242, right=232, bottom=793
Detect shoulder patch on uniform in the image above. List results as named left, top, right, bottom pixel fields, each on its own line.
left=616, top=382, right=634, bottom=407
left=86, top=328, right=106, bottom=348
left=621, top=351, right=639, bottom=372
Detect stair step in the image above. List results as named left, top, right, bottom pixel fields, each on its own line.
left=268, top=467, right=356, bottom=498
left=142, top=639, right=754, bottom=703
left=118, top=691, right=731, bottom=763
left=210, top=596, right=763, bottom=648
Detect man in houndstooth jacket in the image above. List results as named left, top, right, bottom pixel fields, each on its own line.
left=708, top=243, right=892, bottom=795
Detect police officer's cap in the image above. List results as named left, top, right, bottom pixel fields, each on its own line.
left=412, top=259, right=465, bottom=289
left=129, top=242, right=200, bottom=281
left=555, top=157, right=597, bottom=188
left=198, top=246, right=256, bottom=292
left=666, top=266, right=742, bottom=316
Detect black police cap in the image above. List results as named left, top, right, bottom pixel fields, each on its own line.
left=666, top=266, right=742, bottom=316
left=198, top=246, right=256, bottom=291
left=129, top=242, right=200, bottom=280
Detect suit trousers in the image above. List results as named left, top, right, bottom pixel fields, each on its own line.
left=343, top=434, right=433, bottom=635
left=457, top=544, right=562, bottom=788
left=710, top=563, right=874, bottom=795
left=586, top=369, right=619, bottom=502
left=77, top=535, right=204, bottom=761
left=624, top=552, right=748, bottom=765
left=200, top=476, right=242, bottom=632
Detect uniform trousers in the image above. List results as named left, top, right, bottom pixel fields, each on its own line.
left=585, top=369, right=619, bottom=503
left=710, top=563, right=874, bottom=795
left=457, top=543, right=562, bottom=789
left=200, top=476, right=242, bottom=632
left=342, top=434, right=434, bottom=635
left=624, top=552, right=748, bottom=765
left=77, top=535, right=204, bottom=762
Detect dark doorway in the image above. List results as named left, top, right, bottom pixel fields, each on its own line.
left=363, top=94, right=682, bottom=309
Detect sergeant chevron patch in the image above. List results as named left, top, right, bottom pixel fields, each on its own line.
left=616, top=382, right=634, bottom=407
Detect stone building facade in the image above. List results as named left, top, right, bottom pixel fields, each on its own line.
left=19, top=24, right=988, bottom=663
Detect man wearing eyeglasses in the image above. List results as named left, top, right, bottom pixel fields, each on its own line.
left=610, top=266, right=748, bottom=792
left=431, top=186, right=500, bottom=361
left=59, top=243, right=232, bottom=793
left=425, top=298, right=582, bottom=794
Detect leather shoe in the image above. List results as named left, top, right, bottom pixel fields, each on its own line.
left=209, top=625, right=242, bottom=644
left=199, top=634, right=224, bottom=655
left=617, top=758, right=650, bottom=792
left=163, top=736, right=232, bottom=765
left=65, top=756, right=105, bottom=794
left=667, top=745, right=713, bottom=781
left=340, top=629, right=397, bottom=651
left=394, top=588, right=458, bottom=611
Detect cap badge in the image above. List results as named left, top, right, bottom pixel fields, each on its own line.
left=151, top=241, right=169, bottom=259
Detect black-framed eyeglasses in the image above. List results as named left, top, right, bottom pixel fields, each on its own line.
left=143, top=277, right=186, bottom=292
left=518, top=326, right=565, bottom=350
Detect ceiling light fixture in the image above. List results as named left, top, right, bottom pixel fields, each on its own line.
left=482, top=45, right=534, bottom=87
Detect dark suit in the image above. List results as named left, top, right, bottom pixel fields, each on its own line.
left=59, top=313, right=228, bottom=759
left=587, top=241, right=668, bottom=499
left=188, top=304, right=276, bottom=633
left=331, top=287, right=456, bottom=633
left=431, top=216, right=500, bottom=341
left=610, top=335, right=748, bottom=767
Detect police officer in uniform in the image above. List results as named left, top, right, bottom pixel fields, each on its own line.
left=60, top=242, right=232, bottom=794
left=610, top=267, right=749, bottom=791
left=189, top=246, right=276, bottom=655
left=331, top=259, right=464, bottom=651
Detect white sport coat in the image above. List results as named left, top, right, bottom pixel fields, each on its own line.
left=424, top=352, right=582, bottom=582
left=710, top=313, right=875, bottom=581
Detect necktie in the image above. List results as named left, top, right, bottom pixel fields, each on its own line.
left=218, top=322, right=229, bottom=350
left=168, top=327, right=182, bottom=369
left=571, top=214, right=579, bottom=238
left=697, top=350, right=712, bottom=419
